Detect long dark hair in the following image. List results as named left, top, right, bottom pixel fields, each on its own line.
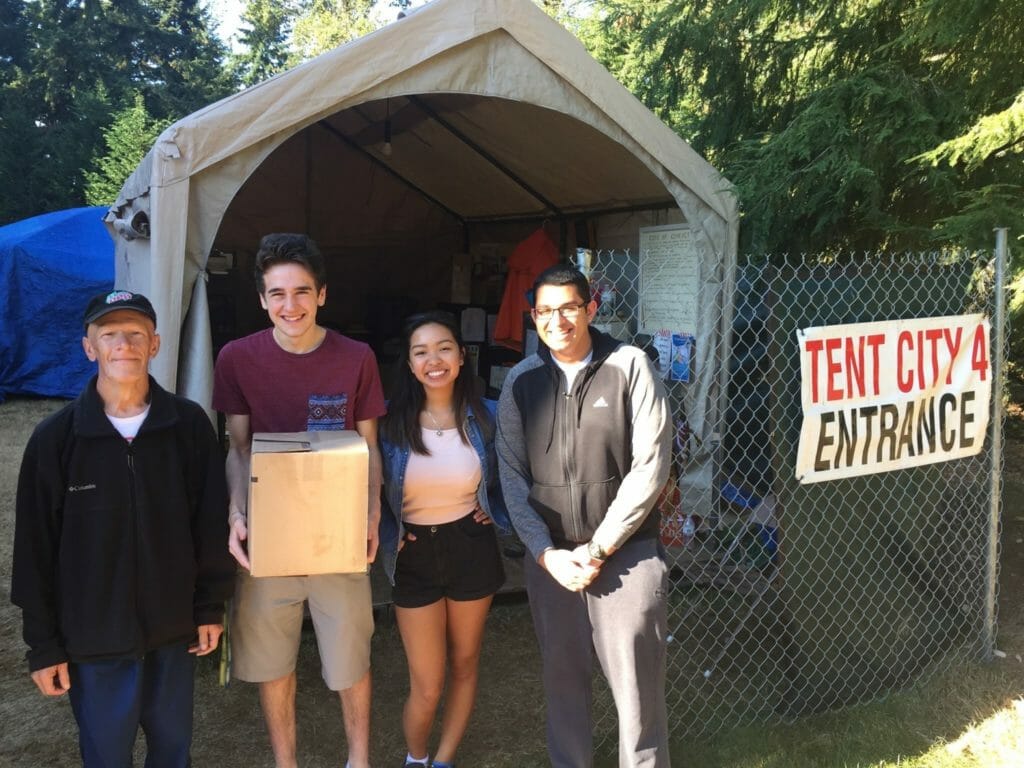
left=381, top=310, right=490, bottom=455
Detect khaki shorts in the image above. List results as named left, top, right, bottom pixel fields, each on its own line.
left=230, top=570, right=373, bottom=691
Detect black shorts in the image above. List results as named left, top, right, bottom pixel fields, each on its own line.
left=392, top=511, right=506, bottom=609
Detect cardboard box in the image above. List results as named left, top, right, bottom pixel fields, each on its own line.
left=248, top=431, right=368, bottom=577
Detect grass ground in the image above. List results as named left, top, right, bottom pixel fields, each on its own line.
left=1, top=396, right=1022, bottom=767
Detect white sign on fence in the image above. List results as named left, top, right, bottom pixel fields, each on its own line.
left=638, top=224, right=701, bottom=335
left=795, top=314, right=992, bottom=484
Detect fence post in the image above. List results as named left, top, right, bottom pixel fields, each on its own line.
left=984, top=228, right=1008, bottom=659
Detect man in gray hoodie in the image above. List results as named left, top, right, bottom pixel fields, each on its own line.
left=497, top=264, right=672, bottom=767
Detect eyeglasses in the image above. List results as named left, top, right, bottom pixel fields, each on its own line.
left=532, top=303, right=587, bottom=322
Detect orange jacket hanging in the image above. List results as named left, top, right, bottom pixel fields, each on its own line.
left=493, top=228, right=559, bottom=351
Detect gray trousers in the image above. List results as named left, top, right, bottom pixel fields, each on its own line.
left=524, top=536, right=671, bottom=768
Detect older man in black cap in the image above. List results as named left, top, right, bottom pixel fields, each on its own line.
left=11, top=289, right=235, bottom=768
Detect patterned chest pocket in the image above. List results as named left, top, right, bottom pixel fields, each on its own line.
left=307, top=393, right=348, bottom=431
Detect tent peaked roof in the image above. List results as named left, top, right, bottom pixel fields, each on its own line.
left=107, top=0, right=738, bottom=400
left=116, top=0, right=734, bottom=223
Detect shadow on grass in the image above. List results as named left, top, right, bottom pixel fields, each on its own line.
left=678, top=652, right=1024, bottom=767
left=676, top=462, right=1024, bottom=768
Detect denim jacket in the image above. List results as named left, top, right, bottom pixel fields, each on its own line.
left=379, top=403, right=511, bottom=585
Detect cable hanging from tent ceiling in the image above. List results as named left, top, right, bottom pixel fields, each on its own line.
left=382, top=98, right=393, bottom=157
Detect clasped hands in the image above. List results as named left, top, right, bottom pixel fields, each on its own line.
left=540, top=544, right=604, bottom=592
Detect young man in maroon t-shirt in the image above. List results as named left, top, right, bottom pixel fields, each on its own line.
left=213, top=233, right=385, bottom=768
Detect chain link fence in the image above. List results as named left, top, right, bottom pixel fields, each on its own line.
left=584, top=247, right=1006, bottom=745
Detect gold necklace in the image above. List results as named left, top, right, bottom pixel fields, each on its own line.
left=425, top=408, right=453, bottom=437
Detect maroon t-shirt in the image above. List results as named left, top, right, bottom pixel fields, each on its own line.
left=212, top=328, right=386, bottom=433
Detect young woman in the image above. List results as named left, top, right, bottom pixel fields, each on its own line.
left=379, top=311, right=510, bottom=768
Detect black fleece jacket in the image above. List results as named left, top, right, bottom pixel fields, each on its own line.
left=11, top=377, right=234, bottom=671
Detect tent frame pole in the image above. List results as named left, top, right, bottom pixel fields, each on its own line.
left=984, top=228, right=1008, bottom=659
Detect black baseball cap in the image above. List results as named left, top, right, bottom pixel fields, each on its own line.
left=83, top=290, right=158, bottom=330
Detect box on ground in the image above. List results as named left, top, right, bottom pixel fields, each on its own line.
left=248, top=431, right=368, bottom=577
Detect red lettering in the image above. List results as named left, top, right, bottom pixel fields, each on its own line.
left=897, top=331, right=914, bottom=393
left=917, top=330, right=925, bottom=391
left=866, top=334, right=885, bottom=396
left=971, top=324, right=989, bottom=380
left=805, top=339, right=824, bottom=403
left=826, top=337, right=843, bottom=401
left=942, top=327, right=963, bottom=385
left=845, top=337, right=866, bottom=398
left=925, top=328, right=944, bottom=387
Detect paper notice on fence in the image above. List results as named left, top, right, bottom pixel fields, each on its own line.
left=652, top=330, right=671, bottom=379
left=794, top=314, right=991, bottom=484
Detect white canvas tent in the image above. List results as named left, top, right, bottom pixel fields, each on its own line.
left=106, top=0, right=738, bottom=417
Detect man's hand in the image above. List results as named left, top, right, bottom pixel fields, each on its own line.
left=31, top=663, right=70, bottom=696
left=569, top=543, right=608, bottom=573
left=356, top=417, right=382, bottom=565
left=189, top=624, right=224, bottom=656
left=366, top=513, right=380, bottom=564
left=539, top=548, right=600, bottom=592
left=228, top=513, right=250, bottom=571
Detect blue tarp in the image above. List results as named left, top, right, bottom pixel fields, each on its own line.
left=0, top=207, right=114, bottom=401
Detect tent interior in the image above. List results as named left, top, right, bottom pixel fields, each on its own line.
left=102, top=0, right=785, bottom=650
left=106, top=0, right=738, bottom=412
left=206, top=91, right=690, bottom=392
left=107, top=0, right=738, bottom=523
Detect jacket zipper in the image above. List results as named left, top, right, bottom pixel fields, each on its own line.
left=561, top=372, right=583, bottom=542
left=126, top=441, right=143, bottom=652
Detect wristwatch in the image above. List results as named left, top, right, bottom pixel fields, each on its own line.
left=587, top=540, right=609, bottom=562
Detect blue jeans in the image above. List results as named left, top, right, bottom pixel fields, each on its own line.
left=68, top=642, right=195, bottom=768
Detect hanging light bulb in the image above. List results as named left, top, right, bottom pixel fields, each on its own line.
left=382, top=98, right=393, bottom=157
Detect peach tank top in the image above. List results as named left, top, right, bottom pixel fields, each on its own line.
left=402, top=427, right=481, bottom=525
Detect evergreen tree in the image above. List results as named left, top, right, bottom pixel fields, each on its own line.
left=904, top=1, right=1024, bottom=246
left=289, top=0, right=376, bottom=64
left=84, top=93, right=170, bottom=206
left=0, top=0, right=114, bottom=222
left=0, top=0, right=28, bottom=87
left=581, top=0, right=1023, bottom=377
left=0, top=0, right=30, bottom=221
left=135, top=0, right=238, bottom=118
left=232, top=0, right=294, bottom=87
left=0, top=0, right=238, bottom=222
left=584, top=0, right=1023, bottom=254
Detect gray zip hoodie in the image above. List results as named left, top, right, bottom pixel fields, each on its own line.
left=496, top=329, right=671, bottom=561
